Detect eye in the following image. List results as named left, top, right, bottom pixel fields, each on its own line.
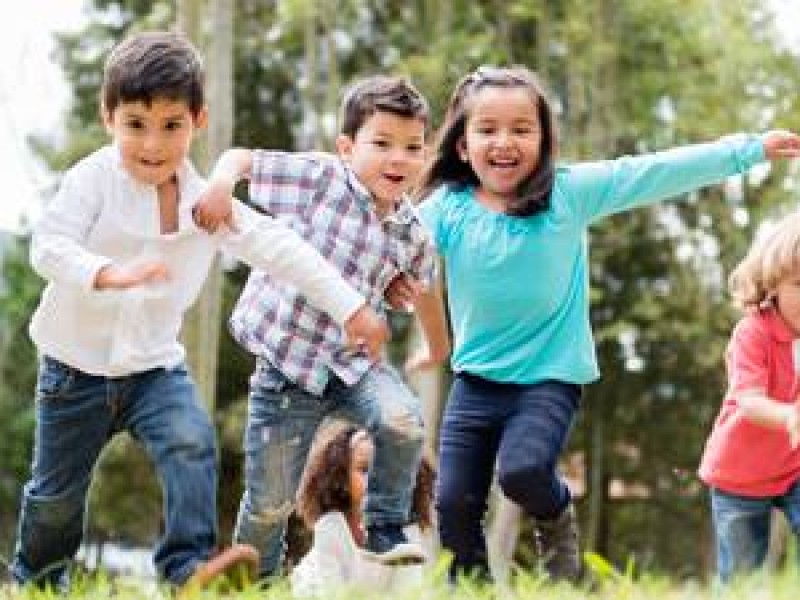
left=372, top=139, right=390, bottom=148
left=165, top=120, right=184, bottom=131
left=125, top=119, right=144, bottom=130
left=407, top=143, right=423, bottom=153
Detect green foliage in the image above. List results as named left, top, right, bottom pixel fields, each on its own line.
left=0, top=236, right=43, bottom=551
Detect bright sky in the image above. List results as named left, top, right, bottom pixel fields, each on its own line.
left=0, top=1, right=84, bottom=232
left=0, top=2, right=798, bottom=234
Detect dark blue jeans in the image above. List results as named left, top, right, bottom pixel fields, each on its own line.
left=710, top=483, right=800, bottom=582
left=10, top=356, right=218, bottom=587
left=436, top=374, right=581, bottom=578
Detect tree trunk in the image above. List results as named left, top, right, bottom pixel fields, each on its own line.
left=176, top=0, right=232, bottom=409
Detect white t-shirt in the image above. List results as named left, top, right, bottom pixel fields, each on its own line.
left=29, top=144, right=364, bottom=376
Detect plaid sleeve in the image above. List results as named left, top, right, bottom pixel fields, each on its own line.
left=407, top=226, right=437, bottom=289
left=248, top=150, right=326, bottom=216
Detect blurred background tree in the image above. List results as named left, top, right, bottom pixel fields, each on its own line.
left=2, top=0, right=800, bottom=580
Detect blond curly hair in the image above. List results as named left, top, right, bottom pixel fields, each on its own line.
left=729, top=211, right=800, bottom=310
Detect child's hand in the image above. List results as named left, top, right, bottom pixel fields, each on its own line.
left=94, top=260, right=169, bottom=290
left=384, top=273, right=425, bottom=312
left=343, top=304, right=390, bottom=362
left=193, top=178, right=237, bottom=233
left=763, top=130, right=800, bottom=161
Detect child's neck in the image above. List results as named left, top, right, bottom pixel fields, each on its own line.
left=346, top=510, right=367, bottom=547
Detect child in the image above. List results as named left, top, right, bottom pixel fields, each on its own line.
left=290, top=421, right=425, bottom=597
left=699, top=212, right=800, bottom=582
left=409, top=65, right=800, bottom=582
left=8, top=31, right=388, bottom=591
left=193, top=75, right=450, bottom=578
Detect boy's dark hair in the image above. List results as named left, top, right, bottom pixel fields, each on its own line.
left=339, top=75, right=429, bottom=138
left=296, top=421, right=371, bottom=528
left=416, top=65, right=557, bottom=217
left=102, top=30, right=205, bottom=115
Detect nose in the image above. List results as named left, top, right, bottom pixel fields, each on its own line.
left=492, top=129, right=513, bottom=147
left=142, top=131, right=163, bottom=151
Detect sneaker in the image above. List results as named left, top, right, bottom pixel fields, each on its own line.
left=360, top=542, right=426, bottom=566
left=534, top=502, right=582, bottom=583
left=178, top=544, right=259, bottom=597
left=366, top=523, right=408, bottom=554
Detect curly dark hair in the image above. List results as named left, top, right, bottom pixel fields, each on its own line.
left=412, top=450, right=436, bottom=532
left=296, top=421, right=372, bottom=529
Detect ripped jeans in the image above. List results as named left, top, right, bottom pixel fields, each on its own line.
left=233, top=361, right=424, bottom=577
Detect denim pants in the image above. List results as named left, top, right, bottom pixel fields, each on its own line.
left=436, top=374, right=581, bottom=578
left=233, top=361, right=424, bottom=576
left=710, top=482, right=800, bottom=582
left=9, top=356, right=218, bottom=587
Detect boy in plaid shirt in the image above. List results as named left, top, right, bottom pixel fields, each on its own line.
left=194, top=75, right=449, bottom=578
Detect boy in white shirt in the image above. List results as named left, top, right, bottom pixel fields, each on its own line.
left=9, top=30, right=387, bottom=592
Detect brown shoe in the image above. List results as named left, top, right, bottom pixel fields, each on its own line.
left=534, top=502, right=583, bottom=583
left=179, top=544, right=259, bottom=596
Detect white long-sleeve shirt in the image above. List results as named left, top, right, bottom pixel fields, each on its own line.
left=29, top=144, right=365, bottom=376
left=290, top=511, right=428, bottom=598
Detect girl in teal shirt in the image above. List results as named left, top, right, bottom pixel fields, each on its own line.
left=412, top=65, right=800, bottom=583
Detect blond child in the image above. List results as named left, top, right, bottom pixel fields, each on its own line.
left=699, top=211, right=800, bottom=581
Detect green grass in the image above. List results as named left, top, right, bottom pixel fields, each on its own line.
left=4, top=558, right=800, bottom=600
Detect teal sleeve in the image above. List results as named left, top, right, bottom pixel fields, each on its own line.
left=561, top=133, right=765, bottom=225
left=417, top=186, right=449, bottom=252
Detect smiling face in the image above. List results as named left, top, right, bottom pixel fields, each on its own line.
left=458, top=86, right=542, bottom=212
left=336, top=110, right=426, bottom=215
left=102, top=97, right=207, bottom=187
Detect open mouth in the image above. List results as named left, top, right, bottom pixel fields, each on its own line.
left=140, top=158, right=166, bottom=168
left=383, top=174, right=405, bottom=184
left=488, top=157, right=519, bottom=168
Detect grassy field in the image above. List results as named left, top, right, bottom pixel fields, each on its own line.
left=3, top=560, right=800, bottom=600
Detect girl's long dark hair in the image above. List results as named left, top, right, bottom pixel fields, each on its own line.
left=416, top=66, right=557, bottom=217
left=296, top=422, right=370, bottom=528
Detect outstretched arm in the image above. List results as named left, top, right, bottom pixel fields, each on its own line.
left=567, top=130, right=800, bottom=225
left=221, top=200, right=389, bottom=362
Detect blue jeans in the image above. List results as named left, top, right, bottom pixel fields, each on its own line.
left=710, top=483, right=800, bottom=582
left=10, top=356, right=218, bottom=587
left=233, top=362, right=424, bottom=576
left=436, top=374, right=581, bottom=578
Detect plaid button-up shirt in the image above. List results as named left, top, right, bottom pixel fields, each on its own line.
left=230, top=150, right=436, bottom=395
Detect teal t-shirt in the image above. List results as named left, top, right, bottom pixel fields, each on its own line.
left=418, top=134, right=765, bottom=385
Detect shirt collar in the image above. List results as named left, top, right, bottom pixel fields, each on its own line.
left=762, top=306, right=796, bottom=344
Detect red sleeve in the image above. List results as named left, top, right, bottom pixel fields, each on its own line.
left=726, top=315, right=769, bottom=394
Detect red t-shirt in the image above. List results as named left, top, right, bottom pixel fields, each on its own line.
left=699, top=307, right=800, bottom=496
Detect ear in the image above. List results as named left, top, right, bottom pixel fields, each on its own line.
left=336, top=134, right=354, bottom=163
left=100, top=104, right=114, bottom=135
left=193, top=106, right=209, bottom=130
left=456, top=135, right=469, bottom=162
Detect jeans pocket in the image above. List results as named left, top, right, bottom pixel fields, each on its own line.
left=36, top=357, right=76, bottom=400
